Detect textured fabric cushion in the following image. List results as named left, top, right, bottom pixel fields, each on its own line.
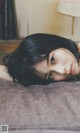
left=0, top=129, right=78, bottom=133
left=0, top=79, right=80, bottom=132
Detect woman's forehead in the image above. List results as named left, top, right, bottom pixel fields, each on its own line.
left=48, top=48, right=72, bottom=58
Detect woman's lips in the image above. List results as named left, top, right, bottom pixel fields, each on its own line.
left=70, top=63, right=77, bottom=75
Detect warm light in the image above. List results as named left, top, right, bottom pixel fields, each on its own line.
left=57, top=0, right=80, bottom=39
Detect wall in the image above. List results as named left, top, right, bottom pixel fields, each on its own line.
left=15, top=0, right=80, bottom=41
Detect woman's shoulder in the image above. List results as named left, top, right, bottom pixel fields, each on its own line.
left=0, top=65, right=13, bottom=81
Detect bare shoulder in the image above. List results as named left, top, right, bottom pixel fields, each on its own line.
left=0, top=65, right=13, bottom=81
left=0, top=65, right=6, bottom=70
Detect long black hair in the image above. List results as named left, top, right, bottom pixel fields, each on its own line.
left=3, top=33, right=80, bottom=86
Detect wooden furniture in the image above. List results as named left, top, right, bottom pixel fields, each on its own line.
left=0, top=40, right=21, bottom=54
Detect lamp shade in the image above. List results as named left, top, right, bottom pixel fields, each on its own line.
left=57, top=0, right=80, bottom=17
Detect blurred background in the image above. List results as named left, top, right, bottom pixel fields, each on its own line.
left=0, top=0, right=80, bottom=53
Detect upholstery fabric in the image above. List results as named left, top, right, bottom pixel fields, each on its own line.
left=9, top=130, right=80, bottom=133
left=0, top=79, right=80, bottom=132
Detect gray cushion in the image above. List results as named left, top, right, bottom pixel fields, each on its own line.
left=8, top=130, right=80, bottom=133
left=0, top=79, right=80, bottom=132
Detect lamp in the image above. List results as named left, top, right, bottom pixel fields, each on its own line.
left=57, top=0, right=80, bottom=40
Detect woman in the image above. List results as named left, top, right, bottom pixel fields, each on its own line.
left=0, top=33, right=80, bottom=86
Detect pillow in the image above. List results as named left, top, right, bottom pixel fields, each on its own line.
left=0, top=79, right=80, bottom=132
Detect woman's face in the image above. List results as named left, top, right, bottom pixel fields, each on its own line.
left=34, top=48, right=80, bottom=81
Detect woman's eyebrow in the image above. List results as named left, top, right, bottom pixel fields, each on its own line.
left=34, top=68, right=46, bottom=79
left=47, top=58, right=49, bottom=64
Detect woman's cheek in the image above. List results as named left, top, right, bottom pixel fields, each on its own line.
left=52, top=73, right=66, bottom=81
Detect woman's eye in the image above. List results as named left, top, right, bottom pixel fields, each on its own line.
left=48, top=73, right=52, bottom=79
left=51, top=56, right=55, bottom=64
left=45, top=72, right=53, bottom=80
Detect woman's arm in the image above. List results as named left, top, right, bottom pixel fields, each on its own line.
left=0, top=65, right=13, bottom=81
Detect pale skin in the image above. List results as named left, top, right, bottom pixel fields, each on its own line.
left=0, top=43, right=80, bottom=81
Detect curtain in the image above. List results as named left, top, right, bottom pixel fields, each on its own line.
left=0, top=0, right=18, bottom=40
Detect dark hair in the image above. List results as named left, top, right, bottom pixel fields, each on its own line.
left=3, top=33, right=80, bottom=86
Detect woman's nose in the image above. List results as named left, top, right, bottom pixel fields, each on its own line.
left=64, top=67, right=71, bottom=74
left=51, top=65, right=70, bottom=75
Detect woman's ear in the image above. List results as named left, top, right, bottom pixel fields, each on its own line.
left=77, top=42, right=80, bottom=53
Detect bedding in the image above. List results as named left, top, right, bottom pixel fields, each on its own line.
left=0, top=79, right=80, bottom=132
